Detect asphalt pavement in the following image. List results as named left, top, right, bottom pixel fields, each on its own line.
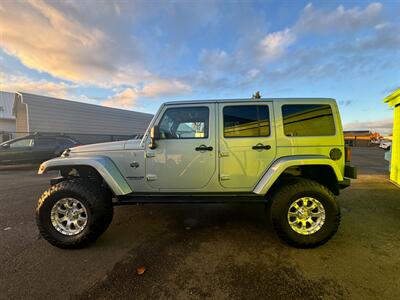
left=0, top=147, right=399, bottom=299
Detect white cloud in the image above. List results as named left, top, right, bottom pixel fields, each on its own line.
left=27, top=0, right=105, bottom=48
left=0, top=0, right=190, bottom=100
left=258, top=29, right=295, bottom=61
left=199, top=0, right=386, bottom=87
left=375, top=22, right=390, bottom=30
left=0, top=73, right=77, bottom=98
left=255, top=2, right=384, bottom=62
left=0, top=0, right=116, bottom=85
left=142, top=79, right=191, bottom=98
left=0, top=0, right=393, bottom=109
left=102, top=88, right=141, bottom=109
left=102, top=79, right=191, bottom=109
left=344, top=118, right=393, bottom=135
left=246, top=69, right=261, bottom=80
left=296, top=2, right=383, bottom=33
left=199, top=49, right=230, bottom=67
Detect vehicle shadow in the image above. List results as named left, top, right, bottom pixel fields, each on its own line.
left=97, top=201, right=278, bottom=252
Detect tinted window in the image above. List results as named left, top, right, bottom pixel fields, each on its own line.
left=9, top=138, right=34, bottom=148
left=159, top=107, right=209, bottom=139
left=57, top=137, right=76, bottom=147
left=36, top=138, right=57, bottom=147
left=223, top=105, right=270, bottom=138
left=282, top=104, right=335, bottom=137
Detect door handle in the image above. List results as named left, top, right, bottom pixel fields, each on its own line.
left=252, top=143, right=271, bottom=150
left=195, top=145, right=213, bottom=151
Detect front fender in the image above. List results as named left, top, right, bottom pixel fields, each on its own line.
left=253, top=155, right=344, bottom=195
left=38, top=156, right=133, bottom=196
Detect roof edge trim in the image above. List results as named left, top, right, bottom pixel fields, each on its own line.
left=384, top=88, right=400, bottom=107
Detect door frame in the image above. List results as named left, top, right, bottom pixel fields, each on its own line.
left=217, top=101, right=277, bottom=190
left=145, top=103, right=218, bottom=191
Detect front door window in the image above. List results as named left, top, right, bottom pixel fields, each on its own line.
left=9, top=138, right=34, bottom=148
left=159, top=107, right=209, bottom=139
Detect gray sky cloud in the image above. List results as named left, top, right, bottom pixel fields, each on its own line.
left=0, top=72, right=78, bottom=98
left=344, top=118, right=393, bottom=135
left=0, top=0, right=194, bottom=107
left=0, top=0, right=397, bottom=115
left=192, top=2, right=394, bottom=92
left=295, top=2, right=383, bottom=34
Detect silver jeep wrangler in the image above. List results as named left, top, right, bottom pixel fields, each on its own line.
left=36, top=98, right=357, bottom=249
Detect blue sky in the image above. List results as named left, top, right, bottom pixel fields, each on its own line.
left=0, top=0, right=399, bottom=134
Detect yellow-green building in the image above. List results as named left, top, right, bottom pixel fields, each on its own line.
left=384, top=89, right=400, bottom=186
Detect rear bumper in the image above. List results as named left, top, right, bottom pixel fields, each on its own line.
left=345, top=164, right=357, bottom=179
left=338, top=178, right=351, bottom=189
left=338, top=164, right=357, bottom=190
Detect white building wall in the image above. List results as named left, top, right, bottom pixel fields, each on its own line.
left=16, top=93, right=153, bottom=136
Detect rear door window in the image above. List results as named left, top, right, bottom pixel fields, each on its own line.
left=57, top=138, right=76, bottom=148
left=35, top=138, right=57, bottom=148
left=223, top=105, right=270, bottom=138
left=282, top=104, right=335, bottom=137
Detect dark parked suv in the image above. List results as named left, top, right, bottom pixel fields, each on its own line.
left=0, top=134, right=79, bottom=165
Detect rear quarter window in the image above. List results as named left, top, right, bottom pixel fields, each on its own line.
left=282, top=104, right=335, bottom=137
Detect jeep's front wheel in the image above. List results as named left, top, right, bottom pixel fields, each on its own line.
left=269, top=178, right=340, bottom=248
left=36, top=179, right=113, bottom=249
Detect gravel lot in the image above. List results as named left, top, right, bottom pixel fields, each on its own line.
left=0, top=147, right=399, bottom=300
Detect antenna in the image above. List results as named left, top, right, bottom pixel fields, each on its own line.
left=251, top=91, right=261, bottom=99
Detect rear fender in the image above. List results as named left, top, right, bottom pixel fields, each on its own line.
left=38, top=156, right=132, bottom=195
left=253, top=155, right=343, bottom=195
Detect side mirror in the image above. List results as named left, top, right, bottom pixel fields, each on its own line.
left=149, top=125, right=160, bottom=149
left=1, top=144, right=9, bottom=149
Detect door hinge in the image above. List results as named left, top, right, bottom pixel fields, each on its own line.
left=146, top=174, right=157, bottom=181
left=219, top=151, right=229, bottom=157
left=146, top=151, right=156, bottom=158
left=220, top=174, right=231, bottom=181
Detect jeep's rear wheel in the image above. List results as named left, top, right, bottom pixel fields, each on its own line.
left=269, top=178, right=340, bottom=248
left=36, top=179, right=113, bottom=249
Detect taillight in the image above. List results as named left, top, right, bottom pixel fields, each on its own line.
left=345, top=146, right=352, bottom=162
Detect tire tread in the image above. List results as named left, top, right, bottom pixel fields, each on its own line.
left=36, top=179, right=113, bottom=249
left=269, top=178, right=340, bottom=248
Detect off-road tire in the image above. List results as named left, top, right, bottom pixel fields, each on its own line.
left=36, top=179, right=113, bottom=249
left=269, top=178, right=340, bottom=248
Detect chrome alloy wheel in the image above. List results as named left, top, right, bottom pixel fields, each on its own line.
left=287, top=197, right=326, bottom=235
left=50, top=198, right=88, bottom=236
